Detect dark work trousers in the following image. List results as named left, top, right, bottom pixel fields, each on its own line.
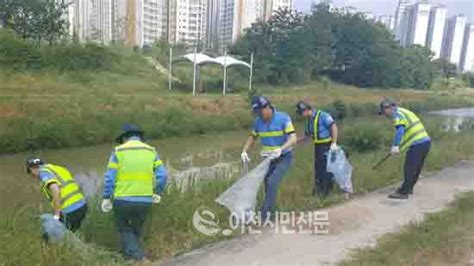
left=314, top=143, right=334, bottom=198
left=400, top=141, right=431, bottom=194
left=60, top=204, right=87, bottom=232
left=261, top=152, right=293, bottom=220
left=113, top=201, right=152, bottom=261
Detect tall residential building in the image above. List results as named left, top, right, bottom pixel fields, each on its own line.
left=206, top=0, right=291, bottom=51
left=394, top=0, right=409, bottom=41
left=216, top=0, right=238, bottom=50
left=138, top=0, right=168, bottom=46
left=73, top=0, right=112, bottom=43
left=398, top=5, right=412, bottom=46
left=89, top=0, right=113, bottom=43
left=378, top=15, right=395, bottom=31
left=442, top=15, right=467, bottom=67
left=168, top=0, right=207, bottom=45
left=74, top=0, right=92, bottom=41
left=426, top=6, right=447, bottom=59
left=405, top=2, right=431, bottom=46
left=461, top=24, right=474, bottom=72
left=112, top=0, right=168, bottom=47
left=206, top=0, right=220, bottom=49
left=235, top=0, right=259, bottom=39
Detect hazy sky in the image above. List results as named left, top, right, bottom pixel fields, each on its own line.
left=294, top=0, right=474, bottom=22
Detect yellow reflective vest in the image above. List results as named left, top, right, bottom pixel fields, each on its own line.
left=394, top=107, right=430, bottom=151
left=41, top=164, right=85, bottom=212
left=110, top=140, right=158, bottom=198
left=313, top=110, right=332, bottom=144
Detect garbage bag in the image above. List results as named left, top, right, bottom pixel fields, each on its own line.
left=41, top=214, right=66, bottom=243
left=327, top=149, right=353, bottom=193
left=215, top=158, right=272, bottom=223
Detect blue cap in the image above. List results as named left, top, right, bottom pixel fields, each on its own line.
left=251, top=96, right=271, bottom=112
left=116, top=123, right=144, bottom=143
left=295, top=101, right=311, bottom=116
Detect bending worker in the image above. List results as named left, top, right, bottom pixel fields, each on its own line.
left=101, top=124, right=167, bottom=261
left=295, top=101, right=339, bottom=198
left=26, top=158, right=87, bottom=232
left=241, top=96, right=297, bottom=221
left=379, top=99, right=431, bottom=199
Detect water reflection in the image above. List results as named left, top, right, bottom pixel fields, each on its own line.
left=430, top=108, right=474, bottom=118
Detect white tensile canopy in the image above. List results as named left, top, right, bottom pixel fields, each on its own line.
left=168, top=50, right=254, bottom=95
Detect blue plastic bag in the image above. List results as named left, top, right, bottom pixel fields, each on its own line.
left=40, top=213, right=66, bottom=243
left=327, top=149, right=353, bottom=193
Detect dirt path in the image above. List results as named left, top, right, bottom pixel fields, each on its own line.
left=161, top=161, right=474, bottom=266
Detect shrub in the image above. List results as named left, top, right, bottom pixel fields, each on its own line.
left=0, top=30, right=42, bottom=70
left=41, top=43, right=118, bottom=71
left=341, top=121, right=391, bottom=153
left=0, top=30, right=119, bottom=72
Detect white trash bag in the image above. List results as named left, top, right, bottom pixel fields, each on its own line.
left=41, top=213, right=66, bottom=243
left=215, top=158, right=272, bottom=224
left=327, top=149, right=353, bottom=193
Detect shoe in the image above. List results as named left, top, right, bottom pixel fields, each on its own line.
left=388, top=192, right=409, bottom=199
left=396, top=187, right=413, bottom=195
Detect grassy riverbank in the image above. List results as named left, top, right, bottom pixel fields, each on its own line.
left=1, top=66, right=473, bottom=154
left=1, top=114, right=473, bottom=265
left=341, top=191, right=474, bottom=266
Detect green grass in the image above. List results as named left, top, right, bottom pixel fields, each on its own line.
left=1, top=115, right=474, bottom=265
left=1, top=66, right=473, bottom=154
left=341, top=192, right=474, bottom=266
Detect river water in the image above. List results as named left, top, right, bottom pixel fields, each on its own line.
left=0, top=130, right=249, bottom=211
left=429, top=108, right=474, bottom=132
left=1, top=108, right=473, bottom=212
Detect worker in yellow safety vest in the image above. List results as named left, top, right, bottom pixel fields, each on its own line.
left=295, top=101, right=340, bottom=198
left=379, top=99, right=431, bottom=199
left=101, top=124, right=167, bottom=261
left=26, top=158, right=87, bottom=232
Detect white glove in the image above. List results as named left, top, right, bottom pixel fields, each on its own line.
left=101, top=199, right=113, bottom=213
left=152, top=194, right=161, bottom=204
left=330, top=143, right=339, bottom=151
left=241, top=151, right=251, bottom=163
left=53, top=214, right=60, bottom=221
left=391, top=146, right=400, bottom=155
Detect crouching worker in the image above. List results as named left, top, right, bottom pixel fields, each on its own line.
left=26, top=158, right=87, bottom=232
left=101, top=124, right=167, bottom=261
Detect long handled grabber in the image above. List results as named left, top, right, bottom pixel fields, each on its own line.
left=372, top=153, right=391, bottom=170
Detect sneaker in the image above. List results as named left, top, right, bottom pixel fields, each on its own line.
left=388, top=192, right=409, bottom=199
left=396, top=187, right=413, bottom=195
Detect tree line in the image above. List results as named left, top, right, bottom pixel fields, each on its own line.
left=231, top=4, right=459, bottom=90
left=0, top=0, right=69, bottom=44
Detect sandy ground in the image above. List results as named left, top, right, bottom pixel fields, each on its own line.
left=161, top=161, right=474, bottom=266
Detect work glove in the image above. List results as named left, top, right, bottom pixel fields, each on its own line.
left=101, top=199, right=113, bottom=213
left=391, top=146, right=400, bottom=155
left=330, top=143, right=339, bottom=151
left=152, top=194, right=161, bottom=204
left=241, top=151, right=251, bottom=163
